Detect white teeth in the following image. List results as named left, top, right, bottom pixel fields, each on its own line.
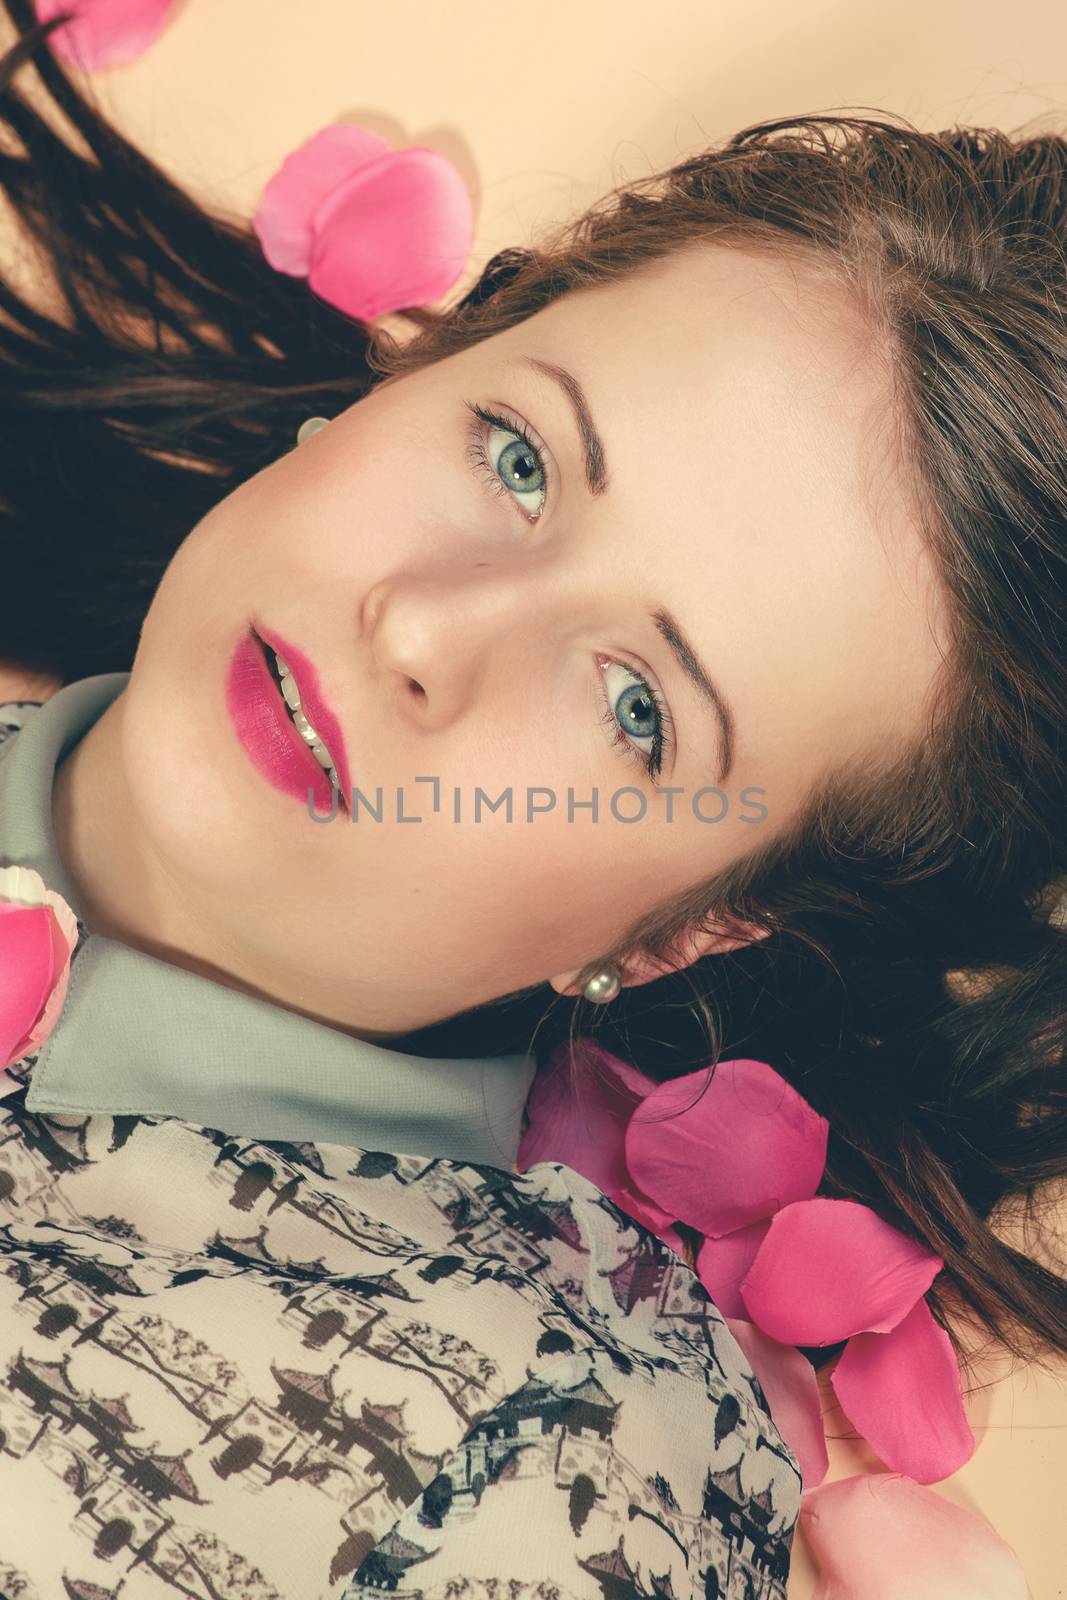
left=269, top=646, right=340, bottom=784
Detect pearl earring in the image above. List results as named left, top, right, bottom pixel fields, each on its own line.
left=296, top=416, right=331, bottom=445
left=582, top=963, right=622, bottom=1005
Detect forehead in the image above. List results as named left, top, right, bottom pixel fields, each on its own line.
left=490, top=242, right=951, bottom=799
left=534, top=240, right=896, bottom=504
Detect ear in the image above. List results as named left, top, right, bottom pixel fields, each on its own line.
left=548, top=919, right=770, bottom=998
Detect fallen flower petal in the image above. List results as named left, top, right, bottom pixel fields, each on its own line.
left=36, top=0, right=175, bottom=71
left=726, top=1316, right=829, bottom=1490
left=0, top=907, right=55, bottom=1069
left=0, top=865, right=79, bottom=1081
left=517, top=1039, right=659, bottom=1199
left=696, top=1220, right=772, bottom=1318
left=830, top=1297, right=975, bottom=1483
left=254, top=125, right=392, bottom=277
left=305, top=146, right=473, bottom=321
left=625, top=1058, right=828, bottom=1237
left=740, top=1197, right=942, bottom=1346
left=800, top=1473, right=1028, bottom=1599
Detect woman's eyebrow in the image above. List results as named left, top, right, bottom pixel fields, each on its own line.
left=654, top=609, right=735, bottom=785
left=519, top=355, right=609, bottom=496
left=517, top=354, right=736, bottom=786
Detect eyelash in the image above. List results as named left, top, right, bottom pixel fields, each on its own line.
left=462, top=398, right=675, bottom=783
left=463, top=400, right=550, bottom=522
left=596, top=664, right=675, bottom=784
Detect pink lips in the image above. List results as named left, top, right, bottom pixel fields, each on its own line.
left=226, top=622, right=352, bottom=812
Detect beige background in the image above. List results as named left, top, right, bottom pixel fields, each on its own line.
left=3, top=0, right=1067, bottom=1593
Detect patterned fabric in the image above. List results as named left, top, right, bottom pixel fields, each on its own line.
left=0, top=705, right=800, bottom=1600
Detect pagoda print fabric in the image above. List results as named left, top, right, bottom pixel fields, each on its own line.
left=0, top=704, right=800, bottom=1599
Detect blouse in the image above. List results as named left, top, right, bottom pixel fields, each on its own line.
left=0, top=685, right=801, bottom=1599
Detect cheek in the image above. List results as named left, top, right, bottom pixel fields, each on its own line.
left=234, top=452, right=367, bottom=576
left=312, top=803, right=699, bottom=960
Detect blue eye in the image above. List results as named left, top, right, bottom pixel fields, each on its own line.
left=461, top=398, right=675, bottom=784
left=463, top=401, right=550, bottom=521
left=597, top=654, right=674, bottom=783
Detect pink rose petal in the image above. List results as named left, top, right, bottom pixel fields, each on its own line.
left=518, top=1045, right=683, bottom=1253
left=35, top=0, right=175, bottom=71
left=0, top=906, right=55, bottom=1069
left=696, top=1220, right=772, bottom=1318
left=253, top=125, right=392, bottom=276
left=306, top=146, right=473, bottom=320
left=830, top=1298, right=975, bottom=1483
left=23, top=909, right=76, bottom=1056
left=740, top=1198, right=943, bottom=1346
left=624, top=1058, right=829, bottom=1237
left=0, top=868, right=79, bottom=1075
left=800, top=1473, right=1028, bottom=1599
left=725, top=1316, right=829, bottom=1489
left=517, top=1040, right=659, bottom=1199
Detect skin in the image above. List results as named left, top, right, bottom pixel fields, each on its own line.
left=47, top=242, right=949, bottom=1042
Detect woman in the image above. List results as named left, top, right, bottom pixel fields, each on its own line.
left=0, top=0, right=1064, bottom=1594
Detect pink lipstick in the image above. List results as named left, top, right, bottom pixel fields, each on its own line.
left=226, top=622, right=351, bottom=813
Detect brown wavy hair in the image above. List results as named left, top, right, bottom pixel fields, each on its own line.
left=2, top=0, right=1065, bottom=1377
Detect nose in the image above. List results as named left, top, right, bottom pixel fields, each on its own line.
left=360, top=565, right=539, bottom=729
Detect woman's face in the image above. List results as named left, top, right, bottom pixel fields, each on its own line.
left=56, top=243, right=949, bottom=1039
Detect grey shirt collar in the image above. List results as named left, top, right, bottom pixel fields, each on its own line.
left=0, top=674, right=536, bottom=1167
